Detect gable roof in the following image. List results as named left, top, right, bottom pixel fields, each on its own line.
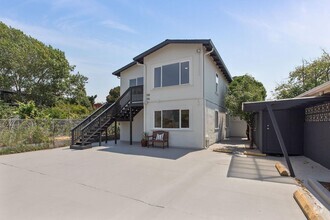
left=296, top=81, right=330, bottom=97
left=112, top=39, right=232, bottom=82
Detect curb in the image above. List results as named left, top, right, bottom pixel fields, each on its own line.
left=243, top=151, right=266, bottom=157
left=293, top=189, right=323, bottom=220
left=275, top=162, right=289, bottom=176
left=307, top=179, right=330, bottom=207
left=213, top=148, right=233, bottom=154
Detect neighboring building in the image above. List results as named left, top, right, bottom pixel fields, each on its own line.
left=111, top=39, right=232, bottom=149
left=0, top=89, right=16, bottom=105
left=243, top=81, right=330, bottom=169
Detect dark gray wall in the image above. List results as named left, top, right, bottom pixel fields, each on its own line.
left=304, top=122, right=330, bottom=169
left=253, top=112, right=263, bottom=150
left=260, top=109, right=304, bottom=155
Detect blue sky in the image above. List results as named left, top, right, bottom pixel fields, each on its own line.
left=1, top=0, right=330, bottom=102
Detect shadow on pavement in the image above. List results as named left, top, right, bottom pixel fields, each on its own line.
left=227, top=155, right=296, bottom=185
left=96, top=141, right=200, bottom=160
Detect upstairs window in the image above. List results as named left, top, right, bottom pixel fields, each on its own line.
left=216, top=73, right=219, bottom=92
left=154, top=61, right=189, bottom=88
left=129, top=77, right=144, bottom=87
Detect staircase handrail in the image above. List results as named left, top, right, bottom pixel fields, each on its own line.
left=81, top=86, right=132, bottom=132
left=71, top=102, right=110, bottom=131
left=79, top=85, right=143, bottom=144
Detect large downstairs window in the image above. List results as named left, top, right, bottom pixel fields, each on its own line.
left=154, top=109, right=190, bottom=129
left=154, top=61, right=189, bottom=88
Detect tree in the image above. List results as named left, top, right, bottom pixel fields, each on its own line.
left=0, top=22, right=90, bottom=107
left=225, top=74, right=266, bottom=147
left=88, top=95, right=97, bottom=108
left=274, top=50, right=330, bottom=99
left=106, top=86, right=120, bottom=104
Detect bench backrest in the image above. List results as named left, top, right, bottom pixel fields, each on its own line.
left=152, top=131, right=169, bottom=141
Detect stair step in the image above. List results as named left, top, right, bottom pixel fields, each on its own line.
left=70, top=144, right=92, bottom=150
left=75, top=141, right=92, bottom=145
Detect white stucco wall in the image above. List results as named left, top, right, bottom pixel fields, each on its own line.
left=203, top=51, right=229, bottom=144
left=119, top=64, right=144, bottom=94
left=143, top=43, right=204, bottom=149
left=120, top=110, right=144, bottom=142
left=205, top=101, right=227, bottom=146
left=228, top=116, right=247, bottom=137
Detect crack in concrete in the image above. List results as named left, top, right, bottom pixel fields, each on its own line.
left=0, top=161, right=164, bottom=209
left=77, top=182, right=165, bottom=209
left=0, top=162, right=47, bottom=176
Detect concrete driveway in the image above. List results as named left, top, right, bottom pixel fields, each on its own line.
left=0, top=141, right=305, bottom=220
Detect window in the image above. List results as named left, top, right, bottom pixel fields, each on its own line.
left=163, top=110, right=180, bottom=128
left=129, top=79, right=136, bottom=87
left=215, top=110, right=219, bottom=129
left=154, top=67, right=161, bottom=88
left=181, top=61, right=189, bottom=84
left=154, top=111, right=161, bottom=128
left=216, top=73, right=219, bottom=92
left=154, top=61, right=189, bottom=88
left=154, top=109, right=190, bottom=129
left=129, top=77, right=144, bottom=87
left=181, top=110, right=189, bottom=128
left=137, top=77, right=143, bottom=86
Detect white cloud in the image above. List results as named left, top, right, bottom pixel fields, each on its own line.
left=0, top=17, right=137, bottom=54
left=226, top=0, right=330, bottom=48
left=101, top=19, right=136, bottom=33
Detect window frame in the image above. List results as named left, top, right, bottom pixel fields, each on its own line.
left=153, top=59, right=191, bottom=89
left=215, top=110, right=219, bottom=129
left=153, top=109, right=190, bottom=130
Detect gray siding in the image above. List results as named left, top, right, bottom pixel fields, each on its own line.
left=304, top=122, right=330, bottom=169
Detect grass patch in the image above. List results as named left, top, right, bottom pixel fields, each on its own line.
left=0, top=144, right=52, bottom=155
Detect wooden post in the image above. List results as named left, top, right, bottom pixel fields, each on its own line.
left=99, top=118, right=101, bottom=146
left=105, top=128, right=108, bottom=144
left=115, top=120, right=117, bottom=144
left=130, top=88, right=133, bottom=145
left=266, top=104, right=295, bottom=177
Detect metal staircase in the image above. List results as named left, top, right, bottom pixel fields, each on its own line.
left=70, top=85, right=143, bottom=149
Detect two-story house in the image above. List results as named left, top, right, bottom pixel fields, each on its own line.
left=71, top=39, right=232, bottom=149
left=113, top=39, right=231, bottom=149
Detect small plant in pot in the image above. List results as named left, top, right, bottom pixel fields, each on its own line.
left=141, top=132, right=148, bottom=147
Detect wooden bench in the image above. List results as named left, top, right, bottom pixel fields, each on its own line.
left=148, top=131, right=169, bottom=149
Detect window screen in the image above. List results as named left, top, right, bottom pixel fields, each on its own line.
left=129, top=79, right=136, bottom=87
left=154, top=67, right=161, bottom=88
left=181, top=110, right=189, bottom=128
left=154, top=111, right=161, bottom=128
left=137, top=77, right=144, bottom=86
left=181, top=61, right=189, bottom=84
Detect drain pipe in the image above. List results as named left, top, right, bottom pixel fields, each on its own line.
left=203, top=47, right=214, bottom=148
left=136, top=61, right=146, bottom=133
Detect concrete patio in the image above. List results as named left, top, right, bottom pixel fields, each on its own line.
left=0, top=141, right=305, bottom=220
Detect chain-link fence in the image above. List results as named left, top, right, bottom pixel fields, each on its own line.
left=0, top=119, right=120, bottom=154
left=0, top=119, right=82, bottom=150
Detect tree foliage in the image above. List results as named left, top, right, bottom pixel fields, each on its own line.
left=225, top=74, right=266, bottom=146
left=274, top=50, right=330, bottom=99
left=0, top=21, right=91, bottom=107
left=106, top=86, right=120, bottom=104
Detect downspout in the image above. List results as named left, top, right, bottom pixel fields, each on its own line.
left=136, top=61, right=146, bottom=133
left=203, top=47, right=214, bottom=148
